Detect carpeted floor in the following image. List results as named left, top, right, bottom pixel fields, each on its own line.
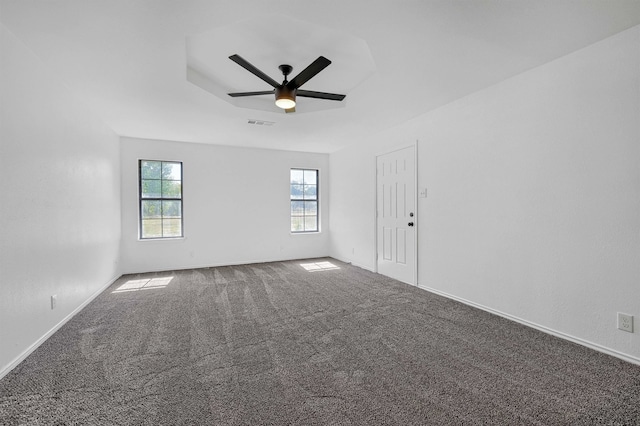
left=1, top=258, right=639, bottom=425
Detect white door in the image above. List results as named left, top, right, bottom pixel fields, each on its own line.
left=376, top=146, right=416, bottom=285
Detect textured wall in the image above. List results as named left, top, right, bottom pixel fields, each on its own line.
left=330, top=25, right=640, bottom=362
left=0, top=25, right=121, bottom=376
left=120, top=137, right=330, bottom=274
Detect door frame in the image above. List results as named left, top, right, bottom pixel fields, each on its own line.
left=373, top=141, right=418, bottom=285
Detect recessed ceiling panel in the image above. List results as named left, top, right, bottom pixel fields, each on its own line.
left=186, top=13, right=376, bottom=114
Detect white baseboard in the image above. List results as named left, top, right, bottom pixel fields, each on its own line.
left=120, top=254, right=335, bottom=275
left=328, top=254, right=375, bottom=273
left=350, top=261, right=375, bottom=273
left=0, top=274, right=121, bottom=381
left=417, top=284, right=640, bottom=366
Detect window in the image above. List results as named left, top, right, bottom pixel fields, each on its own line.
left=139, top=160, right=183, bottom=239
left=290, top=169, right=318, bottom=232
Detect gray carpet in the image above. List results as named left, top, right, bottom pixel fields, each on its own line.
left=1, top=258, right=639, bottom=425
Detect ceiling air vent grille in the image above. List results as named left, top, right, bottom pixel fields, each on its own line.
left=248, top=119, right=275, bottom=126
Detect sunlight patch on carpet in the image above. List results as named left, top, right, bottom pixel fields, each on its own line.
left=300, top=261, right=340, bottom=272
left=112, top=277, right=173, bottom=293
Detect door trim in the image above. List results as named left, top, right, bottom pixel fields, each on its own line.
left=374, top=141, right=418, bottom=285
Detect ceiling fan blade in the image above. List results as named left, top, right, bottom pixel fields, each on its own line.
left=297, top=89, right=346, bottom=101
left=229, top=54, right=280, bottom=88
left=285, top=107, right=296, bottom=114
left=228, top=90, right=274, bottom=97
left=287, top=56, right=331, bottom=89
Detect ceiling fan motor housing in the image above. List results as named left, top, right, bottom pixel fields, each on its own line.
left=275, top=85, right=297, bottom=108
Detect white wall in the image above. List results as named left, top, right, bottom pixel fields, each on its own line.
left=0, top=25, right=121, bottom=376
left=120, top=137, right=329, bottom=274
left=330, top=25, right=640, bottom=363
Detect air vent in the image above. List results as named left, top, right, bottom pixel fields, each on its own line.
left=247, top=119, right=275, bottom=126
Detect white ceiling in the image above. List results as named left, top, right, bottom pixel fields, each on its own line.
left=2, top=0, right=640, bottom=153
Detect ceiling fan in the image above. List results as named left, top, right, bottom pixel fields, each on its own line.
left=227, top=54, right=346, bottom=113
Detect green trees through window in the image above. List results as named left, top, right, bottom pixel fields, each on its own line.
left=291, top=169, right=318, bottom=232
left=139, top=160, right=183, bottom=239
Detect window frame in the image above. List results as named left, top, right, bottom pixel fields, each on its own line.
left=138, top=159, right=184, bottom=240
left=290, top=168, right=319, bottom=233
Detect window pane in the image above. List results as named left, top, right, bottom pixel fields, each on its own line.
left=141, top=219, right=162, bottom=238
left=304, top=201, right=317, bottom=215
left=162, top=218, right=182, bottom=237
left=303, top=185, right=317, bottom=199
left=291, top=184, right=303, bottom=199
left=290, top=168, right=319, bottom=233
left=162, top=180, right=182, bottom=198
left=162, top=200, right=181, bottom=218
left=141, top=180, right=161, bottom=198
left=291, top=201, right=304, bottom=215
left=303, top=170, right=317, bottom=185
left=304, top=216, right=318, bottom=231
left=139, top=160, right=183, bottom=240
left=141, top=161, right=161, bottom=179
left=162, top=162, right=182, bottom=181
left=142, top=200, right=161, bottom=218
left=290, top=169, right=304, bottom=184
left=291, top=216, right=304, bottom=232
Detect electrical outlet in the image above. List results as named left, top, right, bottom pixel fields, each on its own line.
left=51, top=295, right=57, bottom=310
left=617, top=313, right=633, bottom=333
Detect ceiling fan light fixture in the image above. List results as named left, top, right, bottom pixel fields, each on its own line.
left=275, top=86, right=296, bottom=109
left=275, top=98, right=296, bottom=109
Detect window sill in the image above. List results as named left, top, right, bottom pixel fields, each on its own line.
left=137, top=236, right=186, bottom=242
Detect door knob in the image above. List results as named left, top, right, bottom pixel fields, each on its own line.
left=408, top=222, right=414, bottom=227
